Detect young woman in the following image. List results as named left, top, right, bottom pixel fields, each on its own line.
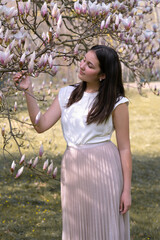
left=14, top=45, right=132, bottom=240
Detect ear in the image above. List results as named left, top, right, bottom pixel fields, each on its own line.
left=99, top=73, right=106, bottom=81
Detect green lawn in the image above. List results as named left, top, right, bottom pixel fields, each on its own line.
left=0, top=87, right=160, bottom=240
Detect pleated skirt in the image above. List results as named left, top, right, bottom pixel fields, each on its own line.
left=61, top=141, right=130, bottom=240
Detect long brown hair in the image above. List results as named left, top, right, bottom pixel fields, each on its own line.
left=66, top=45, right=125, bottom=124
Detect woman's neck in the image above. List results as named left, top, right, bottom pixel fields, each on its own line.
left=85, top=82, right=100, bottom=93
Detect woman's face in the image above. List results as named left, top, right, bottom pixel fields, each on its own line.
left=78, top=50, right=104, bottom=84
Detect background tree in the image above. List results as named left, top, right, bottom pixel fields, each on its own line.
left=0, top=0, right=160, bottom=177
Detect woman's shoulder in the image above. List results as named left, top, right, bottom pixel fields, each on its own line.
left=113, top=96, right=129, bottom=110
left=58, top=84, right=78, bottom=109
left=59, top=84, right=77, bottom=96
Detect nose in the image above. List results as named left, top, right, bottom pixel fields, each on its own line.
left=80, top=60, right=85, bottom=70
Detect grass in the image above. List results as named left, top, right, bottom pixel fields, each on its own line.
left=0, top=86, right=160, bottom=240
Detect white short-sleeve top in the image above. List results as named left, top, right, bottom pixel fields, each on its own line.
left=58, top=85, right=129, bottom=147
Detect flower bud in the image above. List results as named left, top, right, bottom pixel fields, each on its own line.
left=41, top=2, right=48, bottom=17
left=18, top=1, right=25, bottom=15
left=82, top=0, right=87, bottom=14
left=105, top=15, right=111, bottom=28
left=15, top=166, right=24, bottom=179
left=1, top=127, right=5, bottom=137
left=74, top=0, right=82, bottom=14
left=48, top=55, right=53, bottom=68
left=47, top=161, right=53, bottom=175
left=28, top=158, right=32, bottom=168
left=19, top=52, right=26, bottom=67
left=51, top=3, right=58, bottom=19
left=11, top=161, right=16, bottom=173
left=53, top=167, right=57, bottom=179
left=51, top=66, right=58, bottom=76
left=32, top=157, right=39, bottom=168
left=28, top=59, right=34, bottom=74
left=57, top=15, right=63, bottom=28
left=14, top=101, right=17, bottom=111
left=26, top=0, right=31, bottom=15
left=43, top=159, right=49, bottom=170
left=19, top=154, right=25, bottom=165
left=74, top=44, right=79, bottom=55
left=39, top=144, right=44, bottom=157
left=100, top=20, right=105, bottom=30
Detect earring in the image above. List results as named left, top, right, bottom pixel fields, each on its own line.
left=100, top=78, right=104, bottom=82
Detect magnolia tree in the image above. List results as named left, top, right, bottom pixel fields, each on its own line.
left=0, top=0, right=160, bottom=179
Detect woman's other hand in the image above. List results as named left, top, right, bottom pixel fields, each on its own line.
left=119, top=190, right=131, bottom=214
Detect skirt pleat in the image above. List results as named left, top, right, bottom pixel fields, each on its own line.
left=61, top=141, right=130, bottom=240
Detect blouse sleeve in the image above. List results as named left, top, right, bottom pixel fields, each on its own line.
left=113, top=97, right=129, bottom=110
left=58, top=86, right=74, bottom=111
left=58, top=87, right=66, bottom=111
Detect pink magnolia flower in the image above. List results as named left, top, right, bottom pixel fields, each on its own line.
left=51, top=66, right=58, bottom=76
left=19, top=52, right=26, bottom=66
left=100, top=20, right=105, bottom=30
left=74, top=44, right=79, bottom=55
left=122, top=17, right=132, bottom=31
left=1, top=127, right=5, bottom=137
left=74, top=0, right=82, bottom=14
left=25, top=0, right=31, bottom=15
left=115, top=15, right=120, bottom=29
left=48, top=55, right=53, bottom=68
left=28, top=159, right=32, bottom=168
left=57, top=15, right=63, bottom=28
left=42, top=32, right=47, bottom=42
left=38, top=55, right=45, bottom=68
left=9, top=39, right=16, bottom=51
left=19, top=154, right=25, bottom=165
left=18, top=1, right=25, bottom=15
left=101, top=3, right=111, bottom=15
left=53, top=167, right=58, bottom=179
left=0, top=91, right=3, bottom=103
left=47, top=161, right=53, bottom=175
left=4, top=29, right=9, bottom=43
left=32, top=157, right=39, bottom=168
left=39, top=144, right=44, bottom=157
left=28, top=59, right=34, bottom=74
left=82, top=0, right=87, bottom=14
left=144, top=30, right=153, bottom=41
left=51, top=3, right=58, bottom=19
left=11, top=161, right=16, bottom=173
left=15, top=166, right=24, bottom=179
left=88, top=1, right=100, bottom=17
left=4, top=6, right=17, bottom=19
left=105, top=15, right=111, bottom=29
left=113, top=1, right=120, bottom=10
left=55, top=26, right=61, bottom=38
left=41, top=2, right=48, bottom=17
left=14, top=101, right=17, bottom=111
left=43, top=159, right=49, bottom=170
left=43, top=53, right=48, bottom=67
left=152, top=24, right=157, bottom=32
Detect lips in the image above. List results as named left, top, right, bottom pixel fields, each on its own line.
left=79, top=69, right=85, bottom=75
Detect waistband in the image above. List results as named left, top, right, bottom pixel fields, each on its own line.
left=67, top=141, right=111, bottom=150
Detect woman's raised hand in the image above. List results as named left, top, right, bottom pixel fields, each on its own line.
left=13, top=72, right=31, bottom=91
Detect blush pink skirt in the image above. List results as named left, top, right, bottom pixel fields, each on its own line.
left=61, top=141, right=130, bottom=240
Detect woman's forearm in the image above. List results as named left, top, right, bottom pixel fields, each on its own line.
left=119, top=149, right=132, bottom=193
left=25, top=83, right=42, bottom=132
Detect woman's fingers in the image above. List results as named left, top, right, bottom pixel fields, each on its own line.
left=119, top=191, right=131, bottom=214
left=13, top=72, right=29, bottom=91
